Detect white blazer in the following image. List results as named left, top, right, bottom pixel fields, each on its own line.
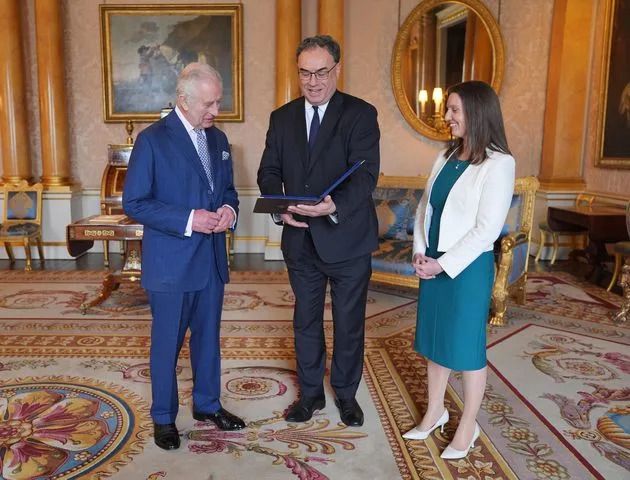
left=413, top=147, right=515, bottom=279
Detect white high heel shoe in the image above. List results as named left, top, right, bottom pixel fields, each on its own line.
left=440, top=422, right=480, bottom=459
left=402, top=409, right=449, bottom=440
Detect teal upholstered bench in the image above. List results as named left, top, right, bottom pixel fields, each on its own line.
left=371, top=175, right=427, bottom=288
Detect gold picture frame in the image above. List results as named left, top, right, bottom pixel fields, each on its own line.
left=100, top=4, right=243, bottom=123
left=596, top=0, right=630, bottom=169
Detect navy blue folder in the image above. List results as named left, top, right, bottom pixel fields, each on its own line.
left=254, top=160, right=365, bottom=214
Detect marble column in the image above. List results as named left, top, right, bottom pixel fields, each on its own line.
left=34, top=0, right=72, bottom=188
left=275, top=0, right=302, bottom=108
left=0, top=0, right=31, bottom=183
left=318, top=0, right=344, bottom=89
left=266, top=0, right=302, bottom=260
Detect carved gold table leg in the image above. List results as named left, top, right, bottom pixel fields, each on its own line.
left=80, top=274, right=119, bottom=314
left=612, top=258, right=630, bottom=324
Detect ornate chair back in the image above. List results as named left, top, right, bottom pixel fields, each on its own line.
left=0, top=180, right=45, bottom=270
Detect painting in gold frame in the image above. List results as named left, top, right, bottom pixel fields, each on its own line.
left=596, top=0, right=630, bottom=168
left=100, top=4, right=243, bottom=123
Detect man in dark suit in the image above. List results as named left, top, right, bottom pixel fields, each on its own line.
left=123, top=62, right=245, bottom=451
left=257, top=35, right=380, bottom=426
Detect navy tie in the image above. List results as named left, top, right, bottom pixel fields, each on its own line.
left=308, top=105, right=320, bottom=152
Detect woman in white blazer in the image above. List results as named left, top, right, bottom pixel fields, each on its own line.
left=402, top=81, right=515, bottom=460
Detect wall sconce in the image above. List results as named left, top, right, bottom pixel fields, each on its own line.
left=432, top=87, right=443, bottom=113
left=418, top=89, right=428, bottom=114
left=417, top=87, right=449, bottom=134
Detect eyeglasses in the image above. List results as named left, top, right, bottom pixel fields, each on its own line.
left=298, top=63, right=338, bottom=81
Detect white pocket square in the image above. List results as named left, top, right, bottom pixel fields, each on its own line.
left=222, top=150, right=230, bottom=161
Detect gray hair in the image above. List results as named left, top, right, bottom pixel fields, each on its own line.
left=176, top=62, right=222, bottom=101
left=296, top=35, right=341, bottom=63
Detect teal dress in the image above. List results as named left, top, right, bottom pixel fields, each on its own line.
left=414, top=158, right=494, bottom=371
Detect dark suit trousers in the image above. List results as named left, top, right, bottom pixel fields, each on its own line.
left=285, top=230, right=371, bottom=399
left=147, top=268, right=224, bottom=424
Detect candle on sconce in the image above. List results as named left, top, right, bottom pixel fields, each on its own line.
left=432, top=87, right=443, bottom=113
left=418, top=89, right=428, bottom=114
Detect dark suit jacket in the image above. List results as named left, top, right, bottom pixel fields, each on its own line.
left=122, top=111, right=239, bottom=292
left=257, top=91, right=380, bottom=263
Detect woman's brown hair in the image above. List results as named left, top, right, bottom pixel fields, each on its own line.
left=444, top=81, right=511, bottom=165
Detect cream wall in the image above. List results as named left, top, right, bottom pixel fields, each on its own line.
left=14, top=0, right=626, bottom=193
left=583, top=0, right=630, bottom=195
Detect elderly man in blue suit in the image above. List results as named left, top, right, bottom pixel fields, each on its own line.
left=123, top=62, right=244, bottom=451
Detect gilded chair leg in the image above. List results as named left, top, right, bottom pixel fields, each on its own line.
left=550, top=233, right=559, bottom=265
left=23, top=238, right=32, bottom=271
left=103, top=240, right=110, bottom=267
left=535, top=230, right=545, bottom=263
left=607, top=253, right=622, bottom=292
left=36, top=237, right=45, bottom=265
left=516, top=274, right=527, bottom=304
left=4, top=242, right=15, bottom=263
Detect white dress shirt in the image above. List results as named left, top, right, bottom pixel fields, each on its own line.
left=174, top=106, right=237, bottom=236
left=305, top=99, right=329, bottom=140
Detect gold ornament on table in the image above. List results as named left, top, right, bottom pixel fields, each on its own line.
left=125, top=120, right=134, bottom=145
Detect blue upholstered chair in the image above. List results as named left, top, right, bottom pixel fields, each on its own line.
left=490, top=176, right=539, bottom=326
left=607, top=201, right=630, bottom=291
left=371, top=174, right=427, bottom=288
left=0, top=180, right=45, bottom=271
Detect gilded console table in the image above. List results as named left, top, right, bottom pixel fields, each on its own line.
left=66, top=215, right=143, bottom=313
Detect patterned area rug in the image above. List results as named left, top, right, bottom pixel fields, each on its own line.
left=0, top=270, right=628, bottom=479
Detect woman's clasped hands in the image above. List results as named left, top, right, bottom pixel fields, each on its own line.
left=412, top=253, right=444, bottom=280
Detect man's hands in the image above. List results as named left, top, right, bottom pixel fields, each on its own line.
left=280, top=195, right=337, bottom=229
left=412, top=253, right=444, bottom=279
left=192, top=207, right=235, bottom=234
left=280, top=213, right=309, bottom=228
left=288, top=195, right=336, bottom=217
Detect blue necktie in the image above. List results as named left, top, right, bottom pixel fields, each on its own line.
left=195, top=128, right=214, bottom=190
left=308, top=105, right=320, bottom=153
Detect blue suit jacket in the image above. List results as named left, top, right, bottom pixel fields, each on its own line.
left=122, top=111, right=239, bottom=292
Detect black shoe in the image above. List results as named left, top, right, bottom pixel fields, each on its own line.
left=193, top=408, right=245, bottom=430
left=154, top=423, right=180, bottom=450
left=335, top=398, right=364, bottom=426
left=285, top=396, right=326, bottom=422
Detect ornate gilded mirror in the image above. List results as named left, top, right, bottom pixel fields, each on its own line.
left=391, top=0, right=505, bottom=140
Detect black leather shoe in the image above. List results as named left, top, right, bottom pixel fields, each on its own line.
left=193, top=408, right=245, bottom=430
left=154, top=423, right=180, bottom=450
left=285, top=396, right=326, bottom=422
left=335, top=398, right=364, bottom=426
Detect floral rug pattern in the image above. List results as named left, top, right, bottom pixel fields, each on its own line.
left=0, top=270, right=628, bottom=479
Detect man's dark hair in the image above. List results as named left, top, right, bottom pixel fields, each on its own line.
left=444, top=80, right=511, bottom=165
left=296, top=35, right=341, bottom=63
